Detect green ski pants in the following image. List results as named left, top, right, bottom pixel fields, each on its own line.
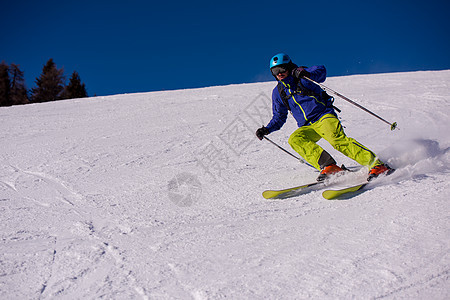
left=288, top=114, right=381, bottom=171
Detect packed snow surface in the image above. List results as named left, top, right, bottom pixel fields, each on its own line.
left=1, top=70, right=449, bottom=299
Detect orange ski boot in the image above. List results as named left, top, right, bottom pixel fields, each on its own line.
left=317, top=164, right=344, bottom=182
left=368, top=164, right=395, bottom=181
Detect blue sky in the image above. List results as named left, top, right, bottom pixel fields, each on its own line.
left=2, top=0, right=449, bottom=96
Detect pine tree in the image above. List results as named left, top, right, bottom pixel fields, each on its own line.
left=9, top=64, right=29, bottom=105
left=31, top=58, right=65, bottom=102
left=0, top=62, right=12, bottom=106
left=64, top=71, right=88, bottom=99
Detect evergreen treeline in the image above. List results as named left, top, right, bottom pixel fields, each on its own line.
left=0, top=58, right=88, bottom=107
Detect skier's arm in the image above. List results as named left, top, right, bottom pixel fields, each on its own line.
left=301, top=65, right=327, bottom=92
left=266, top=89, right=288, bottom=133
left=305, top=65, right=326, bottom=83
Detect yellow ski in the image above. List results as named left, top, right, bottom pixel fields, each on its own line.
left=262, top=181, right=323, bottom=199
left=322, top=183, right=368, bottom=200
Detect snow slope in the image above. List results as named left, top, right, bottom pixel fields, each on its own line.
left=1, top=70, right=449, bottom=299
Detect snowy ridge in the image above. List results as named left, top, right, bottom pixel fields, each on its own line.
left=1, top=70, right=449, bottom=299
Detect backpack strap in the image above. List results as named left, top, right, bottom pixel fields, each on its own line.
left=276, top=79, right=316, bottom=112
left=277, top=82, right=292, bottom=112
left=296, top=79, right=315, bottom=97
left=277, top=79, right=341, bottom=113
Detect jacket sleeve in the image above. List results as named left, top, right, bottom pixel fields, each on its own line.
left=306, top=65, right=326, bottom=83
left=266, top=88, right=288, bottom=133
left=301, top=65, right=327, bottom=94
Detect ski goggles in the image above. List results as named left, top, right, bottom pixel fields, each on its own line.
left=271, top=66, right=289, bottom=76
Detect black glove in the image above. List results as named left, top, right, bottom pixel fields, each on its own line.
left=256, top=126, right=270, bottom=140
left=292, top=67, right=310, bottom=79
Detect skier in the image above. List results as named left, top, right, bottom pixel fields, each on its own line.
left=256, top=53, right=393, bottom=181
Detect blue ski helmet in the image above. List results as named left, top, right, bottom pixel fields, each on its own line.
left=270, top=53, right=291, bottom=69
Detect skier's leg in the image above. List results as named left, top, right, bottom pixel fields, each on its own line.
left=315, top=114, right=382, bottom=168
left=288, top=126, right=336, bottom=171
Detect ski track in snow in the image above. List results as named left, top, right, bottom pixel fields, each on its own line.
left=0, top=70, right=449, bottom=299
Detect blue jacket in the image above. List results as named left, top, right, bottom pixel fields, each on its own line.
left=266, top=65, right=336, bottom=133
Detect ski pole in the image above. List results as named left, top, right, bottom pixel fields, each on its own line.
left=303, top=77, right=398, bottom=131
left=263, top=136, right=315, bottom=169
